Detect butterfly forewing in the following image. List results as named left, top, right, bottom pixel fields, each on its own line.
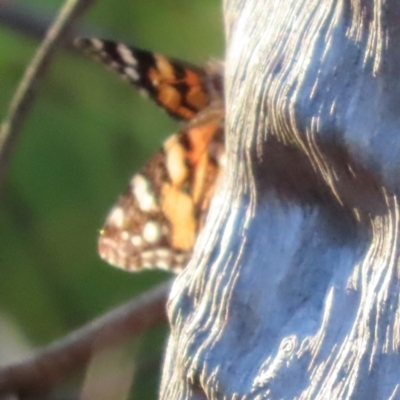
left=74, top=38, right=214, bottom=120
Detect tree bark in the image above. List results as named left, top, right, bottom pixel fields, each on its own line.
left=160, top=0, right=400, bottom=399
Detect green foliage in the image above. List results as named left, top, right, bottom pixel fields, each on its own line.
left=0, top=1, right=223, bottom=398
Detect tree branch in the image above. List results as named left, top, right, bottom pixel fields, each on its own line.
left=0, top=2, right=106, bottom=47
left=160, top=0, right=400, bottom=398
left=0, top=280, right=171, bottom=398
left=0, top=2, right=52, bottom=41
left=0, top=0, right=96, bottom=186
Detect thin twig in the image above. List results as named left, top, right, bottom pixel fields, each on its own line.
left=0, top=0, right=96, bottom=185
left=0, top=280, right=171, bottom=398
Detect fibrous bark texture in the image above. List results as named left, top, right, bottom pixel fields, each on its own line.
left=160, top=1, right=400, bottom=399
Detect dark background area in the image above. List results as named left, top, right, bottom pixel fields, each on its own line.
left=0, top=0, right=223, bottom=397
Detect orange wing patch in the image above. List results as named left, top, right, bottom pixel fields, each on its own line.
left=151, top=54, right=208, bottom=119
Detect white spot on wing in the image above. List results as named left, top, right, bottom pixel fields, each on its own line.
left=164, top=135, right=187, bottom=185
left=155, top=248, right=171, bottom=259
left=157, top=260, right=171, bottom=270
left=124, top=67, right=139, bottom=81
left=117, top=44, right=138, bottom=66
left=121, top=231, right=130, bottom=240
left=142, top=261, right=153, bottom=269
left=142, top=250, right=155, bottom=260
left=142, top=221, right=161, bottom=244
left=131, top=235, right=143, bottom=247
left=107, top=206, right=125, bottom=228
left=131, top=174, right=158, bottom=212
left=91, top=39, right=104, bottom=51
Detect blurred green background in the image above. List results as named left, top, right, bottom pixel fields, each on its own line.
left=0, top=0, right=223, bottom=397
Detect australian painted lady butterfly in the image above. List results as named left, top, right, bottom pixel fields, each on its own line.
left=74, top=38, right=224, bottom=272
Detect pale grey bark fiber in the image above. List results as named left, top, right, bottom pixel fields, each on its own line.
left=160, top=1, right=400, bottom=399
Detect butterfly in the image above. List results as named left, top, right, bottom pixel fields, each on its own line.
left=74, top=38, right=224, bottom=272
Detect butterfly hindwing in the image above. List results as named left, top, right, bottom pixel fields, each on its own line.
left=98, top=108, right=224, bottom=272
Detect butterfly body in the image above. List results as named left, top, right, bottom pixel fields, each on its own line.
left=75, top=38, right=224, bottom=272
